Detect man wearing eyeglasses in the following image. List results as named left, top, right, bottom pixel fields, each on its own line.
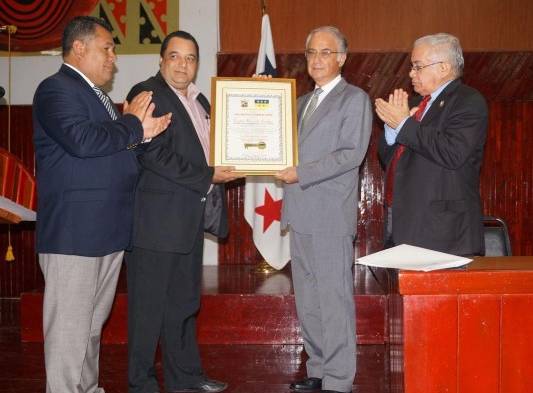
left=276, top=26, right=372, bottom=393
left=125, top=31, right=240, bottom=393
left=375, top=33, right=487, bottom=255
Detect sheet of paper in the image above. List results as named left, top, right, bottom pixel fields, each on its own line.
left=356, top=244, right=472, bottom=272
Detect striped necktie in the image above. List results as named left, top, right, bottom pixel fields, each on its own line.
left=301, top=88, right=323, bottom=129
left=92, top=86, right=118, bottom=120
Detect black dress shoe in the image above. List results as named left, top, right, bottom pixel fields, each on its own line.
left=171, top=378, right=228, bottom=392
left=289, top=377, right=322, bottom=391
left=320, top=390, right=351, bottom=393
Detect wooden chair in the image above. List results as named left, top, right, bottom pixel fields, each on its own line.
left=483, top=216, right=512, bottom=256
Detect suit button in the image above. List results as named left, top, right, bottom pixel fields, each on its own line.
left=201, top=197, right=207, bottom=202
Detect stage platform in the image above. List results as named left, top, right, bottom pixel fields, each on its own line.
left=20, top=264, right=387, bottom=345
left=0, top=297, right=392, bottom=393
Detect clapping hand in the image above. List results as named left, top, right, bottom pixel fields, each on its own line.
left=123, top=91, right=172, bottom=139
left=375, top=89, right=415, bottom=129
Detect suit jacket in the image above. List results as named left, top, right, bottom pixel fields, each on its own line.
left=378, top=79, right=488, bottom=255
left=127, top=72, right=228, bottom=254
left=281, top=78, right=373, bottom=237
left=33, top=64, right=144, bottom=256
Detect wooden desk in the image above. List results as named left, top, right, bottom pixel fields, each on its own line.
left=388, top=257, right=533, bottom=393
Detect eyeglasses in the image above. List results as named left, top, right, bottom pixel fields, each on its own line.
left=410, top=61, right=443, bottom=72
left=304, top=49, right=344, bottom=60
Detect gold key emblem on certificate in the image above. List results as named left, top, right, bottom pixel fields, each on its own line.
left=244, top=141, right=267, bottom=149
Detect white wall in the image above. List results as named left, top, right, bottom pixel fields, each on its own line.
left=0, top=0, right=221, bottom=264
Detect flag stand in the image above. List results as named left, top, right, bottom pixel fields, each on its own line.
left=254, top=259, right=278, bottom=274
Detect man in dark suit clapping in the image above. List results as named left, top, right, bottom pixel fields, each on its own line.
left=33, top=16, right=170, bottom=393
left=376, top=33, right=487, bottom=255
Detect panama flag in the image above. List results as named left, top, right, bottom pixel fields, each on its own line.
left=243, top=13, right=290, bottom=270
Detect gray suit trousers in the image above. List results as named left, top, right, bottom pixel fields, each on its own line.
left=39, top=252, right=123, bottom=393
left=290, top=230, right=356, bottom=392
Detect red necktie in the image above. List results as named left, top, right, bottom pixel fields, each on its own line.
left=384, top=95, right=431, bottom=206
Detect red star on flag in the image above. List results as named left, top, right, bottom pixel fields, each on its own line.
left=254, top=188, right=282, bottom=232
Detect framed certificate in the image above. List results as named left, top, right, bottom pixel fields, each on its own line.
left=210, top=77, right=298, bottom=175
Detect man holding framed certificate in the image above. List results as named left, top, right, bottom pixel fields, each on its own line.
left=276, top=26, right=373, bottom=393
left=125, top=31, right=240, bottom=393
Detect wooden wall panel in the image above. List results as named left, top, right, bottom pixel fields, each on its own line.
left=501, top=295, right=533, bottom=393
left=457, top=295, right=500, bottom=393
left=220, top=0, right=533, bottom=53
left=403, top=295, right=458, bottom=393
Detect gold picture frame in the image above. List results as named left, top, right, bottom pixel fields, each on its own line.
left=210, top=77, right=298, bottom=175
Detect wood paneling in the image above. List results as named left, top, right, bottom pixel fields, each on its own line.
left=501, top=295, right=533, bottom=393
left=457, top=295, right=500, bottom=393
left=21, top=265, right=388, bottom=345
left=403, top=295, right=458, bottom=393
left=220, top=0, right=533, bottom=53
left=397, top=259, right=533, bottom=393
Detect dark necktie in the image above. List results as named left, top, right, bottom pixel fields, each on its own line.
left=92, top=86, right=118, bottom=120
left=301, top=88, right=323, bottom=129
left=384, top=95, right=431, bottom=206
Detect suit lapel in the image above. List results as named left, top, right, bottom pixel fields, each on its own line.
left=154, top=73, right=208, bottom=163
left=61, top=64, right=123, bottom=120
left=299, top=78, right=347, bottom=145
left=155, top=73, right=197, bottom=132
left=420, top=79, right=461, bottom=125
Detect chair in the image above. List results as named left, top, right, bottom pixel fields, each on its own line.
left=483, top=216, right=512, bottom=256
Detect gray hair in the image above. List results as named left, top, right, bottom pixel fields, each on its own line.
left=414, top=33, right=464, bottom=77
left=305, top=26, right=348, bottom=53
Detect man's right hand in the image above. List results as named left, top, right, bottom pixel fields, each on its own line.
left=375, top=89, right=411, bottom=129
left=123, top=91, right=172, bottom=140
left=212, top=166, right=244, bottom=183
left=140, top=102, right=172, bottom=140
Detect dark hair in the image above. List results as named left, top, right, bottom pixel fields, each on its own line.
left=62, top=16, right=112, bottom=56
left=160, top=30, right=199, bottom=60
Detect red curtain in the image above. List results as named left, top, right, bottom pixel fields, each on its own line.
left=0, top=0, right=99, bottom=52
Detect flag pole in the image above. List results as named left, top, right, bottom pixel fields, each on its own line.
left=255, top=2, right=279, bottom=275
left=247, top=1, right=290, bottom=273
left=255, top=258, right=279, bottom=274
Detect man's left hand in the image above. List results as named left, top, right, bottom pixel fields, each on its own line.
left=275, top=167, right=298, bottom=184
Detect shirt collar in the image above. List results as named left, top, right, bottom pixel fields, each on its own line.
left=315, top=74, right=342, bottom=96
left=64, top=63, right=95, bottom=88
left=167, top=81, right=200, bottom=101
left=429, top=79, right=454, bottom=103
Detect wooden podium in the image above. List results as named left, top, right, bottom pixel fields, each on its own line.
left=0, top=148, right=36, bottom=223
left=387, top=257, right=533, bottom=393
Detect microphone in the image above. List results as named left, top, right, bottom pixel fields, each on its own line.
left=0, top=25, right=17, bottom=34
left=0, top=86, right=5, bottom=99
